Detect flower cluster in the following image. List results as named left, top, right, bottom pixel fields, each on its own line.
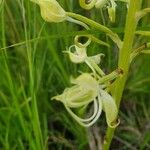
left=31, top=0, right=121, bottom=128
left=52, top=43, right=121, bottom=127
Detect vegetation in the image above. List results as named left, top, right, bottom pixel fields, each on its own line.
left=0, top=0, right=150, bottom=149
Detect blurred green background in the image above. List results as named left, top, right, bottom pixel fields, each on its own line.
left=0, top=0, right=150, bottom=149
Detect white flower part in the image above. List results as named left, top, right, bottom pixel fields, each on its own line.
left=64, top=94, right=102, bottom=127
left=65, top=44, right=105, bottom=76
left=71, top=73, right=99, bottom=91
left=85, top=57, right=105, bottom=76
left=88, top=53, right=105, bottom=65
left=100, top=90, right=119, bottom=128
left=52, top=73, right=102, bottom=127
left=52, top=85, right=95, bottom=108
left=30, top=0, right=67, bottom=23
left=52, top=73, right=99, bottom=108
left=65, top=45, right=87, bottom=64
left=67, top=17, right=89, bottom=30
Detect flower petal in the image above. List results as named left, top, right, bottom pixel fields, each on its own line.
left=88, top=53, right=105, bottom=64
left=66, top=45, right=87, bottom=63
left=52, top=73, right=99, bottom=108
left=31, top=0, right=67, bottom=22
left=64, top=96, right=102, bottom=127
left=72, top=73, right=99, bottom=91
left=100, top=90, right=119, bottom=128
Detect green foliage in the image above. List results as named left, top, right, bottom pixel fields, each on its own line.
left=0, top=0, right=150, bottom=149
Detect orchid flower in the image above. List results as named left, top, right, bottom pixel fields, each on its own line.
left=64, top=45, right=105, bottom=76
left=30, top=0, right=92, bottom=44
left=31, top=0, right=120, bottom=128
left=30, top=0, right=90, bottom=28
left=30, top=0, right=67, bottom=22
left=52, top=73, right=119, bottom=127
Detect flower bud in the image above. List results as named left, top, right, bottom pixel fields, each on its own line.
left=31, top=0, right=67, bottom=23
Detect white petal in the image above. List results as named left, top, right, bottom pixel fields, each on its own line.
left=100, top=90, right=119, bottom=128
left=88, top=53, right=105, bottom=64
left=31, top=0, right=67, bottom=23
left=64, top=97, right=102, bottom=127
left=66, top=45, right=87, bottom=63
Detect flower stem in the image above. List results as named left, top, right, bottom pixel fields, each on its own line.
left=103, top=1, right=141, bottom=149
left=66, top=12, right=122, bottom=49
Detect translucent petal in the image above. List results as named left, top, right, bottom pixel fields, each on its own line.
left=65, top=99, right=98, bottom=122
left=52, top=73, right=99, bottom=108
left=85, top=58, right=105, bottom=76
left=72, top=73, right=99, bottom=91
left=88, top=53, right=105, bottom=64
left=100, top=90, right=119, bottom=128
left=64, top=96, right=102, bottom=127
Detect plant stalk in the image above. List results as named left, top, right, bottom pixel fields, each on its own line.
left=103, top=0, right=141, bottom=149
left=66, top=12, right=122, bottom=49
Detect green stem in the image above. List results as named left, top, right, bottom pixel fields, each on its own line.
left=66, top=12, right=122, bottom=49
left=74, top=34, right=110, bottom=47
left=103, top=1, right=141, bottom=150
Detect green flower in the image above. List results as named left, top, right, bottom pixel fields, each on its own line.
left=65, top=45, right=105, bottom=76
left=52, top=73, right=119, bottom=128
left=52, top=73, right=101, bottom=127
left=52, top=73, right=99, bottom=108
left=30, top=0, right=67, bottom=23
